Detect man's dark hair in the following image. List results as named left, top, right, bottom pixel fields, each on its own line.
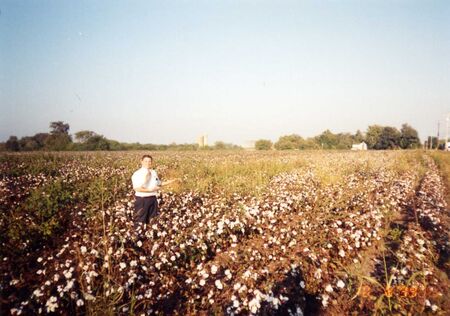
left=141, top=154, right=153, bottom=161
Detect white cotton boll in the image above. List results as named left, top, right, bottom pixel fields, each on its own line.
left=80, top=246, right=87, bottom=254
left=325, top=284, right=333, bottom=293
left=199, top=279, right=206, bottom=286
left=336, top=280, right=345, bottom=288
left=215, top=280, right=223, bottom=290
left=321, top=294, right=329, bottom=307
left=211, top=265, right=218, bottom=274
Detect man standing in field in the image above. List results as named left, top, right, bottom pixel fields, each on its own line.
left=131, top=154, right=177, bottom=226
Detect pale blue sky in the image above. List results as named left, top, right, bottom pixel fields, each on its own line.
left=1, top=0, right=449, bottom=145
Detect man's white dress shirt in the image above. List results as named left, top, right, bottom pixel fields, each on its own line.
left=132, top=168, right=159, bottom=197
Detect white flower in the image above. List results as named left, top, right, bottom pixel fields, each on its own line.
left=33, top=289, right=43, bottom=298
left=130, top=260, right=137, bottom=267
left=233, top=282, right=241, bottom=290
left=325, top=284, right=333, bottom=292
left=199, top=279, right=206, bottom=286
left=339, top=249, right=345, bottom=257
left=225, top=269, right=232, bottom=279
left=300, top=281, right=305, bottom=288
left=76, top=299, right=84, bottom=306
left=80, top=246, right=87, bottom=254
left=211, top=265, right=218, bottom=275
left=321, top=294, right=329, bottom=307
left=119, top=262, right=127, bottom=270
left=215, top=279, right=223, bottom=289
left=248, top=297, right=260, bottom=313
left=137, top=240, right=142, bottom=247
left=314, top=269, right=322, bottom=279
left=45, top=296, right=58, bottom=313
left=64, top=280, right=74, bottom=292
left=37, top=257, right=43, bottom=263
left=431, top=305, right=438, bottom=312
left=336, top=280, right=345, bottom=288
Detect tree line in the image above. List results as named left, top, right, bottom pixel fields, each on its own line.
left=0, top=121, right=436, bottom=152
left=255, top=123, right=424, bottom=150
left=0, top=121, right=241, bottom=152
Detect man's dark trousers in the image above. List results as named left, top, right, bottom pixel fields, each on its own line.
left=134, top=196, right=158, bottom=225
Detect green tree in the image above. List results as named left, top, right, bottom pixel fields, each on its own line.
left=274, top=134, right=303, bottom=150
left=33, top=133, right=49, bottom=148
left=50, top=121, right=70, bottom=135
left=74, top=130, right=96, bottom=143
left=299, top=138, right=321, bottom=150
left=255, top=139, right=273, bottom=150
left=44, top=134, right=72, bottom=151
left=353, top=130, right=365, bottom=143
left=6, top=136, right=20, bottom=151
left=214, top=141, right=227, bottom=150
left=399, top=123, right=420, bottom=149
left=365, top=125, right=384, bottom=149
left=315, top=130, right=338, bottom=149
left=379, top=127, right=401, bottom=149
left=85, top=135, right=110, bottom=150
left=19, top=136, right=40, bottom=151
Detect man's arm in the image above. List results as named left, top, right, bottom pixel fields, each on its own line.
left=160, top=178, right=181, bottom=186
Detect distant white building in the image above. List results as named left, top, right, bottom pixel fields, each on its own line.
left=243, top=140, right=256, bottom=149
left=197, top=135, right=208, bottom=148
left=351, top=142, right=368, bottom=151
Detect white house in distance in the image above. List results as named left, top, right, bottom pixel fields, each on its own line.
left=351, top=142, right=368, bottom=151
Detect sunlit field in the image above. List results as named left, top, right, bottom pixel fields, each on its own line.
left=1, top=150, right=449, bottom=315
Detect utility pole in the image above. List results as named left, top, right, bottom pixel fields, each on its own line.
left=437, top=121, right=440, bottom=150
left=446, top=113, right=450, bottom=151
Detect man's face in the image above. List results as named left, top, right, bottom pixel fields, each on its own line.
left=141, top=157, right=152, bottom=169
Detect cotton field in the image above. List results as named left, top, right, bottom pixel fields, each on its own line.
left=1, top=151, right=449, bottom=315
